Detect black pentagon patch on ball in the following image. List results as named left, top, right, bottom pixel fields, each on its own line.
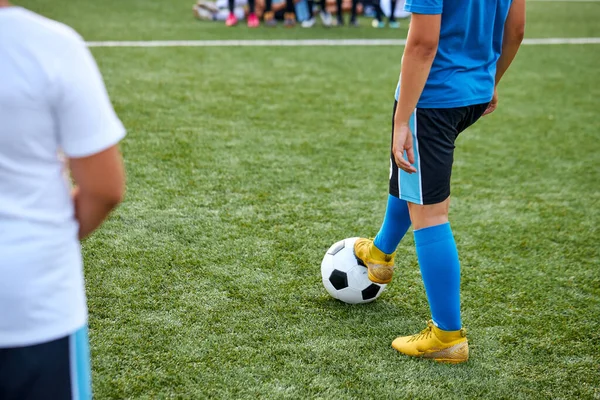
left=361, top=284, right=381, bottom=300
left=327, top=240, right=345, bottom=256
left=329, top=269, right=348, bottom=290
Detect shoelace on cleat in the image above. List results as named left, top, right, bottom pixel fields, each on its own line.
left=407, top=321, right=435, bottom=342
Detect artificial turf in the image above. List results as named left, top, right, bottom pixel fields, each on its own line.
left=17, top=0, right=600, bottom=398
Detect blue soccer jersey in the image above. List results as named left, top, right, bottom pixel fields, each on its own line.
left=395, top=0, right=514, bottom=108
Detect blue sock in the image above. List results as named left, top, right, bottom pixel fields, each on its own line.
left=414, top=222, right=462, bottom=331
left=373, top=195, right=411, bottom=254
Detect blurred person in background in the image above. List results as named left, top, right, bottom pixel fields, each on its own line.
left=194, top=0, right=247, bottom=22
left=301, top=0, right=332, bottom=27
left=195, top=0, right=302, bottom=26
left=371, top=0, right=403, bottom=28
left=225, top=0, right=259, bottom=26
left=335, top=0, right=359, bottom=26
left=263, top=0, right=298, bottom=27
left=365, top=0, right=386, bottom=28
left=384, top=0, right=410, bottom=20
left=0, top=2, right=125, bottom=399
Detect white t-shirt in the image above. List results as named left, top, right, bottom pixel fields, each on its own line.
left=0, top=7, right=126, bottom=347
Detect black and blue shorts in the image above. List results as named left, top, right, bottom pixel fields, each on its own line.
left=0, top=326, right=91, bottom=400
left=388, top=101, right=489, bottom=205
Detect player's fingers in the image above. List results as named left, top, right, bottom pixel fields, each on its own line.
left=393, top=152, right=404, bottom=168
left=406, top=146, right=415, bottom=165
left=393, top=153, right=403, bottom=169
left=484, top=97, right=498, bottom=116
left=404, top=162, right=417, bottom=173
left=394, top=153, right=416, bottom=174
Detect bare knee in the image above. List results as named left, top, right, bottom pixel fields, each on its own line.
left=407, top=198, right=450, bottom=230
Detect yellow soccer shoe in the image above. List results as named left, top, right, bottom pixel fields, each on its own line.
left=392, top=320, right=469, bottom=364
left=353, top=238, right=396, bottom=284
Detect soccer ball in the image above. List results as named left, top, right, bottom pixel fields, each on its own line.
left=321, top=237, right=387, bottom=304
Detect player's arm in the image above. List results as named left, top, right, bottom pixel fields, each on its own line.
left=70, top=147, right=125, bottom=240
left=484, top=0, right=526, bottom=115
left=54, top=32, right=127, bottom=239
left=393, top=12, right=442, bottom=173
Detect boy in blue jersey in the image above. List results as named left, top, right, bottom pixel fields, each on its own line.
left=354, top=0, right=525, bottom=363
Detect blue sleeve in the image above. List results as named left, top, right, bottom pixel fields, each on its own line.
left=404, top=0, right=442, bottom=14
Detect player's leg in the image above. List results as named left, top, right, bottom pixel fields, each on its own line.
left=247, top=0, right=260, bottom=27
left=318, top=0, right=333, bottom=26
left=374, top=194, right=410, bottom=255
left=349, top=0, right=358, bottom=25
left=0, top=326, right=91, bottom=399
left=264, top=0, right=277, bottom=26
left=388, top=0, right=400, bottom=27
left=354, top=195, right=411, bottom=284
left=302, top=0, right=317, bottom=27
left=335, top=0, right=343, bottom=25
left=354, top=101, right=412, bottom=284
left=284, top=0, right=297, bottom=27
left=226, top=0, right=238, bottom=25
left=370, top=0, right=385, bottom=28
left=390, top=105, right=488, bottom=363
left=391, top=199, right=468, bottom=363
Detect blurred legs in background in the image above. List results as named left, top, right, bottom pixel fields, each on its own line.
left=369, top=0, right=409, bottom=28
left=226, top=0, right=259, bottom=26
left=387, top=0, right=398, bottom=27
left=335, top=0, right=358, bottom=26
left=194, top=0, right=403, bottom=27
left=283, top=0, right=297, bottom=27
left=368, top=0, right=385, bottom=28
left=263, top=0, right=297, bottom=26
left=193, top=0, right=245, bottom=21
left=301, top=0, right=332, bottom=27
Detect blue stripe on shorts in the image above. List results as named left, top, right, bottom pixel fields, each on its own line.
left=398, top=109, right=423, bottom=204
left=69, top=326, right=92, bottom=400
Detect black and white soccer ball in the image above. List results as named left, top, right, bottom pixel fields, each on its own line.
left=321, top=237, right=387, bottom=304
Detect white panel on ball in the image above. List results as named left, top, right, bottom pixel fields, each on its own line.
left=336, top=287, right=363, bottom=305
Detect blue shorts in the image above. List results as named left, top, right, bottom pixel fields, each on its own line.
left=0, top=326, right=91, bottom=400
left=389, top=101, right=489, bottom=205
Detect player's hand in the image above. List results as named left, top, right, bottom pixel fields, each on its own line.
left=484, top=88, right=498, bottom=116
left=392, top=123, right=417, bottom=174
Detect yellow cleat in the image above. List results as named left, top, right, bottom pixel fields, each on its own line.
left=353, top=238, right=395, bottom=284
left=392, top=320, right=469, bottom=364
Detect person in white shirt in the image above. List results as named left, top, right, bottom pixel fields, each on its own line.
left=0, top=2, right=126, bottom=399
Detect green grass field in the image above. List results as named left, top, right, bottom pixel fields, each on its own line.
left=19, top=0, right=600, bottom=398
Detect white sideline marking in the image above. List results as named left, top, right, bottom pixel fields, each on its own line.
left=86, top=39, right=407, bottom=47
left=87, top=37, right=600, bottom=48
left=525, top=37, right=600, bottom=44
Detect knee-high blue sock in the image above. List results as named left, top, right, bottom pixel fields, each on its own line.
left=373, top=195, right=411, bottom=254
left=414, top=222, right=462, bottom=331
